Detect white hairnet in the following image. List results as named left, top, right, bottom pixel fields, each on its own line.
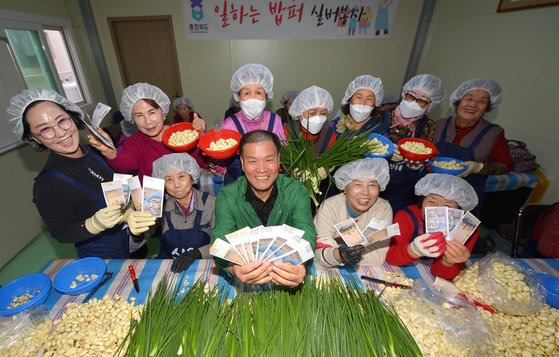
left=288, top=86, right=334, bottom=118
left=401, top=74, right=445, bottom=111
left=120, top=83, right=170, bottom=123
left=450, top=77, right=502, bottom=108
left=341, top=75, right=384, bottom=106
left=152, top=153, right=200, bottom=182
left=334, top=158, right=390, bottom=191
left=7, top=89, right=84, bottom=139
left=230, top=64, right=274, bottom=101
left=280, top=90, right=299, bottom=105
left=415, top=173, right=478, bottom=211
left=173, top=96, right=194, bottom=111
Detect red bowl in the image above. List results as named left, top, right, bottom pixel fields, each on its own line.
left=162, top=122, right=199, bottom=152
left=198, top=129, right=242, bottom=160
left=397, top=138, right=437, bottom=162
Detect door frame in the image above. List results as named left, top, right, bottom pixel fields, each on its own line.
left=107, top=15, right=182, bottom=90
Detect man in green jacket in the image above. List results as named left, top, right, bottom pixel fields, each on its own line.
left=212, top=130, right=316, bottom=288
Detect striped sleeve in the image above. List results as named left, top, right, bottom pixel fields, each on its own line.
left=487, top=131, right=514, bottom=172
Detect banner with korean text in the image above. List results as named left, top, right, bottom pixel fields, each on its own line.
left=184, top=0, right=398, bottom=40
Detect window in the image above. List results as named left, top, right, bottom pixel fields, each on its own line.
left=1, top=10, right=91, bottom=107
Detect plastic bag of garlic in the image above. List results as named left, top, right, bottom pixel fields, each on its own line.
left=0, top=307, right=51, bottom=356
left=390, top=279, right=490, bottom=356
left=476, top=252, right=545, bottom=315
left=454, top=254, right=559, bottom=356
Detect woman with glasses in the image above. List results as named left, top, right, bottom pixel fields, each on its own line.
left=380, top=74, right=445, bottom=213
left=7, top=89, right=132, bottom=258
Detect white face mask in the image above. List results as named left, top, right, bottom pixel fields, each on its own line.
left=399, top=99, right=427, bottom=118
left=301, top=115, right=327, bottom=134
left=349, top=104, right=373, bottom=123
left=240, top=98, right=266, bottom=120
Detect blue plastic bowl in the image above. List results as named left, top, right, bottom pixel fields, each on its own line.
left=0, top=273, right=52, bottom=316
left=429, top=156, right=468, bottom=176
left=54, top=257, right=107, bottom=295
left=536, top=273, right=559, bottom=308
left=364, top=133, right=394, bottom=158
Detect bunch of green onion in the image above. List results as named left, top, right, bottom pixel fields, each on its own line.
left=280, top=130, right=380, bottom=205
left=119, top=277, right=420, bottom=356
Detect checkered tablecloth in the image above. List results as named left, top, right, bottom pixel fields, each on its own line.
left=38, top=258, right=559, bottom=320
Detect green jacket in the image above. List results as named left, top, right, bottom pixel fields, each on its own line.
left=211, top=174, right=316, bottom=266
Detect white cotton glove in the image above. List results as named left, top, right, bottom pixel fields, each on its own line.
left=390, top=145, right=404, bottom=162
left=192, top=113, right=206, bottom=132
left=458, top=161, right=484, bottom=177
left=85, top=206, right=124, bottom=235
left=127, top=211, right=156, bottom=236
left=410, top=232, right=446, bottom=258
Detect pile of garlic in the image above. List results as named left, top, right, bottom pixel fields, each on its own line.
left=454, top=262, right=559, bottom=356
left=400, top=140, right=433, bottom=154
left=477, top=305, right=559, bottom=356
left=1, top=319, right=50, bottom=357
left=454, top=261, right=540, bottom=313
left=208, top=138, right=237, bottom=151
left=42, top=295, right=142, bottom=357
left=168, top=129, right=198, bottom=146
left=391, top=294, right=477, bottom=356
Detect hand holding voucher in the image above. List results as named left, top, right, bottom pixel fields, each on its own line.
left=87, top=127, right=116, bottom=159
left=410, top=232, right=446, bottom=258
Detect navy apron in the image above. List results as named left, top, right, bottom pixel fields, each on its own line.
left=223, top=113, right=278, bottom=184
left=381, top=115, right=430, bottom=213
left=157, top=192, right=211, bottom=259
left=403, top=206, right=421, bottom=240
left=36, top=146, right=129, bottom=259
left=436, top=117, right=496, bottom=216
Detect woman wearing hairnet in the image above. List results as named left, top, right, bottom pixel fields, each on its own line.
left=386, top=174, right=479, bottom=280
left=434, top=78, right=513, bottom=214
left=284, top=86, right=334, bottom=154
left=319, top=75, right=389, bottom=153
left=88, top=83, right=206, bottom=179
left=127, top=153, right=215, bottom=272
left=172, top=96, right=206, bottom=131
left=7, top=89, right=132, bottom=258
left=380, top=74, right=445, bottom=213
left=222, top=63, right=286, bottom=140
left=314, top=158, right=392, bottom=267
left=275, top=89, right=299, bottom=125
left=218, top=64, right=285, bottom=181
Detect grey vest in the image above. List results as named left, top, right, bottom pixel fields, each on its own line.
left=435, top=117, right=503, bottom=162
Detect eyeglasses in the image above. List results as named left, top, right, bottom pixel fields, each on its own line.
left=31, top=117, right=73, bottom=139
left=404, top=91, right=431, bottom=108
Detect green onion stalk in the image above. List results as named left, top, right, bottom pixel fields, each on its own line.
left=280, top=129, right=380, bottom=206
left=119, top=276, right=421, bottom=356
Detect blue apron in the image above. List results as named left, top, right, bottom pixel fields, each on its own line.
left=319, top=109, right=391, bottom=154
left=223, top=113, right=278, bottom=184
left=36, top=146, right=130, bottom=259
left=381, top=115, right=430, bottom=213
left=436, top=117, right=496, bottom=215
left=157, top=192, right=211, bottom=259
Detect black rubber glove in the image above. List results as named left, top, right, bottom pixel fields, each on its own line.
left=171, top=249, right=202, bottom=273
left=338, top=245, right=365, bottom=265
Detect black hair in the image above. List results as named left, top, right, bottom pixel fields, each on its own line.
left=452, top=99, right=493, bottom=113
left=22, top=100, right=85, bottom=151
left=239, top=130, right=281, bottom=156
